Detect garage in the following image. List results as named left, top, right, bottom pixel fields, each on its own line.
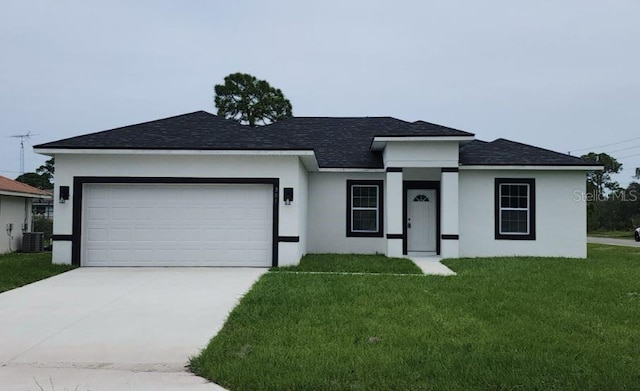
left=82, top=183, right=273, bottom=267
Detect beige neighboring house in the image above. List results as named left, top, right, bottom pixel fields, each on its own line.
left=0, top=176, right=51, bottom=254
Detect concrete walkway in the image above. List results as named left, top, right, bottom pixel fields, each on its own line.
left=407, top=255, right=457, bottom=276
left=588, top=236, right=640, bottom=248
left=0, top=267, right=266, bottom=391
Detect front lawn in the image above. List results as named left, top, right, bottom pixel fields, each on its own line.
left=191, top=245, right=640, bottom=390
left=274, top=253, right=422, bottom=274
left=0, top=252, right=75, bottom=293
left=589, top=230, right=636, bottom=239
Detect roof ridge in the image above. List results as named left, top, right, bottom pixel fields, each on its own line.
left=411, top=120, right=474, bottom=136
left=287, top=116, right=406, bottom=120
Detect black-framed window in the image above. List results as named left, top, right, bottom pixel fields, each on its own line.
left=346, top=180, right=384, bottom=237
left=495, top=178, right=536, bottom=240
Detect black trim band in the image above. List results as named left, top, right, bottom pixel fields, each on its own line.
left=441, top=234, right=459, bottom=240
left=52, top=234, right=73, bottom=241
left=385, top=167, right=403, bottom=173
left=278, top=236, right=300, bottom=243
left=441, top=167, right=459, bottom=173
left=386, top=234, right=404, bottom=239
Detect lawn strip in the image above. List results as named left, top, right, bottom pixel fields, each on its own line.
left=191, top=244, right=640, bottom=390
left=0, top=252, right=75, bottom=293
left=274, top=253, right=423, bottom=274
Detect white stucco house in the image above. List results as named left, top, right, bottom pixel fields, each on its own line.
left=0, top=176, right=51, bottom=254
left=34, top=111, right=601, bottom=267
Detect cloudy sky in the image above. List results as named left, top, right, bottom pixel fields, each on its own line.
left=1, top=0, right=639, bottom=184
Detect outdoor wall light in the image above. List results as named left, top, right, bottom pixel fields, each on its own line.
left=284, top=187, right=294, bottom=205
left=59, top=186, right=70, bottom=203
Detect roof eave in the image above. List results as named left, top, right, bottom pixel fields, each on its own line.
left=459, top=164, right=604, bottom=171
left=34, top=147, right=322, bottom=173
left=370, top=136, right=476, bottom=151
left=34, top=147, right=316, bottom=156
left=0, top=190, right=52, bottom=199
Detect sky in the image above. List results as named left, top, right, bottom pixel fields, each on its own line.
left=1, top=0, right=639, bottom=185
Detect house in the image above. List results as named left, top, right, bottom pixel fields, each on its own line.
left=0, top=176, right=52, bottom=253
left=34, top=111, right=601, bottom=267
left=32, top=196, right=54, bottom=220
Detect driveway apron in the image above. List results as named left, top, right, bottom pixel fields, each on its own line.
left=0, top=267, right=265, bottom=390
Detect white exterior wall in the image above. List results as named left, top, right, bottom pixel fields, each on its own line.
left=459, top=170, right=587, bottom=258
left=383, top=142, right=459, bottom=168
left=307, top=172, right=386, bottom=254
left=296, top=160, right=309, bottom=261
left=52, top=153, right=307, bottom=265
left=385, top=171, right=403, bottom=257
left=0, top=196, right=31, bottom=254
left=440, top=171, right=460, bottom=258
left=402, top=168, right=441, bottom=181
left=277, top=160, right=309, bottom=266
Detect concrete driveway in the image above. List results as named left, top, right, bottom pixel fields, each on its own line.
left=588, top=236, right=640, bottom=247
left=0, top=267, right=266, bottom=390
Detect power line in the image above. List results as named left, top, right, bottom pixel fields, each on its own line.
left=617, top=152, right=640, bottom=160
left=607, top=144, right=640, bottom=154
left=569, top=135, right=640, bottom=154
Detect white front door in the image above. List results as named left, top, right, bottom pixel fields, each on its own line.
left=407, top=189, right=437, bottom=252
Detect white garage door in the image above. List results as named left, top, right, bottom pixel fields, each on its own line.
left=83, top=183, right=273, bottom=267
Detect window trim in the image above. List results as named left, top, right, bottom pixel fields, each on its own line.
left=346, top=180, right=384, bottom=237
left=494, top=178, right=536, bottom=240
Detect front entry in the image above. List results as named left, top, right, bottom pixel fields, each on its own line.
left=407, top=189, right=437, bottom=252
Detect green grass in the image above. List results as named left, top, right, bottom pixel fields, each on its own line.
left=0, top=252, right=75, bottom=293
left=191, top=245, right=640, bottom=390
left=273, top=253, right=423, bottom=274
left=589, top=230, right=636, bottom=239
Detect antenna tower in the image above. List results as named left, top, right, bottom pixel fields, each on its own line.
left=10, top=132, right=39, bottom=174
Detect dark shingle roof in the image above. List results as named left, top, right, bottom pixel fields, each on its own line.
left=459, top=138, right=597, bottom=166
left=262, top=117, right=473, bottom=167
left=35, top=111, right=473, bottom=168
left=36, top=111, right=596, bottom=168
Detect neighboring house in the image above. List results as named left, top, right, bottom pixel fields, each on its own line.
left=34, top=111, right=601, bottom=267
left=33, top=195, right=54, bottom=220
left=0, top=176, right=52, bottom=253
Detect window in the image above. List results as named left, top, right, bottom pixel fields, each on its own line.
left=346, top=180, right=384, bottom=237
left=495, top=178, right=536, bottom=240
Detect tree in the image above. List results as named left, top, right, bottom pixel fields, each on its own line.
left=214, top=73, right=292, bottom=127
left=15, top=172, right=53, bottom=190
left=36, top=157, right=54, bottom=183
left=580, top=152, right=622, bottom=194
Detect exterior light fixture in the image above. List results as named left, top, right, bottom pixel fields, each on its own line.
left=59, top=186, right=70, bottom=203
left=283, top=187, right=294, bottom=205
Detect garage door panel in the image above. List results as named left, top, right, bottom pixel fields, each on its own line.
left=86, top=207, right=108, bottom=221
left=83, top=184, right=273, bottom=267
left=87, top=228, right=109, bottom=242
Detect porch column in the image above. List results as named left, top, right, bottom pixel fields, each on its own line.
left=385, top=168, right=404, bottom=257
left=440, top=168, right=460, bottom=258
